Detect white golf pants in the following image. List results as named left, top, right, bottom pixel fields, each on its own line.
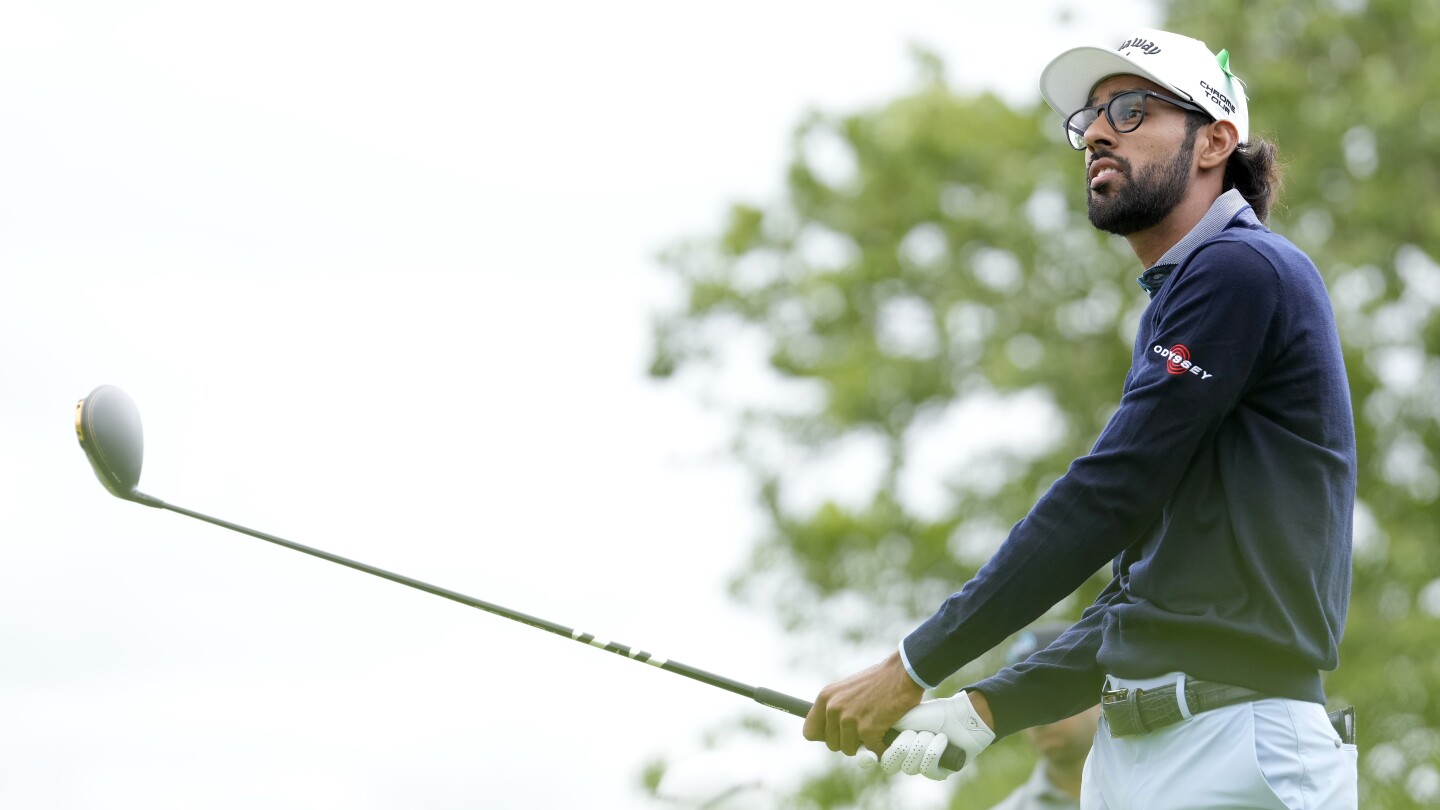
left=1081, top=673, right=1358, bottom=809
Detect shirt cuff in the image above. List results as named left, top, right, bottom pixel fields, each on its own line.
left=898, top=640, right=938, bottom=690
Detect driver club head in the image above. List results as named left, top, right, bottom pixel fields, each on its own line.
left=76, top=385, right=153, bottom=504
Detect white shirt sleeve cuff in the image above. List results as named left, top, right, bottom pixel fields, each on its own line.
left=898, top=640, right=938, bottom=690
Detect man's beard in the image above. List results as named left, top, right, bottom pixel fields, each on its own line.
left=1086, top=134, right=1196, bottom=235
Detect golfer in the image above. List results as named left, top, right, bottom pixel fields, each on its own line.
left=803, top=28, right=1358, bottom=809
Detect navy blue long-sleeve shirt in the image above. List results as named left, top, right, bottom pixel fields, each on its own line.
left=901, top=193, right=1356, bottom=738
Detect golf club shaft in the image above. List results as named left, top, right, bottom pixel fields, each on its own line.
left=160, top=500, right=811, bottom=713
left=154, top=499, right=962, bottom=769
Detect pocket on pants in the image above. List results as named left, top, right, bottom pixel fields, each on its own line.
left=1251, top=699, right=1358, bottom=810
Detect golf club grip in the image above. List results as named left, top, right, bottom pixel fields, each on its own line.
left=753, top=688, right=965, bottom=771
left=884, top=729, right=966, bottom=771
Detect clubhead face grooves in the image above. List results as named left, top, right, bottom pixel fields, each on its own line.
left=76, top=385, right=147, bottom=502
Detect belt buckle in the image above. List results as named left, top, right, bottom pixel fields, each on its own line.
left=1101, top=686, right=1148, bottom=737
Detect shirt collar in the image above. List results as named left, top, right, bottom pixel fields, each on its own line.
left=1135, top=189, right=1250, bottom=296
left=1153, top=188, right=1250, bottom=270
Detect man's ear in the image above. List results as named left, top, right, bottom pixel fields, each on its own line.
left=1198, top=120, right=1240, bottom=170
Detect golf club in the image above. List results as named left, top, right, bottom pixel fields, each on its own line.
left=74, top=384, right=966, bottom=771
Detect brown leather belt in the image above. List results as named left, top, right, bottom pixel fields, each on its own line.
left=1101, top=678, right=1264, bottom=737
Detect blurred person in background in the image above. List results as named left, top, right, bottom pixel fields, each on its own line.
left=988, top=624, right=1099, bottom=810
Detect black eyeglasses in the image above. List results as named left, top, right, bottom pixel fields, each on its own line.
left=1064, top=90, right=1209, bottom=150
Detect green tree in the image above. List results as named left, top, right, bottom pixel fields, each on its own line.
left=649, top=3, right=1440, bottom=806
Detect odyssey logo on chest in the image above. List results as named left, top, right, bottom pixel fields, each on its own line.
left=1153, top=343, right=1214, bottom=380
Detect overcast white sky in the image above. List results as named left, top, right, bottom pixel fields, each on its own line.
left=1, top=2, right=1157, bottom=808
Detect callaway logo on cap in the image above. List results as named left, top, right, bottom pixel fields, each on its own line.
left=1039, top=28, right=1250, bottom=144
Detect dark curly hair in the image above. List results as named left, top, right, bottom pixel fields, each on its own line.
left=1224, top=138, right=1282, bottom=223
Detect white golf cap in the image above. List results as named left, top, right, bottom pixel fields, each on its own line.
left=1040, top=28, right=1249, bottom=144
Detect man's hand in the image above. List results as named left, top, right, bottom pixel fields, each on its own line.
left=802, top=651, right=923, bottom=756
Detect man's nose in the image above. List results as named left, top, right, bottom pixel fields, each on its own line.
left=1083, top=113, right=1118, bottom=150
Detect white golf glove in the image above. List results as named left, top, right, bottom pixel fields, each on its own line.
left=858, top=691, right=996, bottom=780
